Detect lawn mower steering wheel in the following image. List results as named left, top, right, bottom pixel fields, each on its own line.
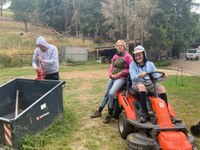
left=142, top=71, right=165, bottom=83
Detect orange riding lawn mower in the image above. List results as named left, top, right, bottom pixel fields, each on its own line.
left=113, top=71, right=198, bottom=150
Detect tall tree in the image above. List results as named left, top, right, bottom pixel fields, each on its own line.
left=37, top=0, right=66, bottom=32
left=149, top=0, right=200, bottom=59
left=101, top=0, right=127, bottom=40
left=101, top=0, right=158, bottom=51
left=71, top=0, right=81, bottom=38
left=10, top=0, right=36, bottom=32
left=80, top=0, right=103, bottom=40
left=0, top=0, right=8, bottom=16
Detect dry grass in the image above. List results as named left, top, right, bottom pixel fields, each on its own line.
left=0, top=16, right=97, bottom=55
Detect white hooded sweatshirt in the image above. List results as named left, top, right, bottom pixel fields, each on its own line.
left=32, top=36, right=59, bottom=74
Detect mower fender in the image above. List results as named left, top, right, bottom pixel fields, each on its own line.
left=168, top=103, right=176, bottom=118
left=150, top=97, right=173, bottom=127
left=117, top=92, right=136, bottom=120
left=158, top=131, right=193, bottom=150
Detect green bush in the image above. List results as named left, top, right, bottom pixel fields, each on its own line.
left=0, top=54, right=32, bottom=68
left=154, top=60, right=171, bottom=67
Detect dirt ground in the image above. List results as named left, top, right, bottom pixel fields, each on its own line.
left=61, top=59, right=200, bottom=79
left=166, top=59, right=200, bottom=76
left=61, top=59, right=200, bottom=150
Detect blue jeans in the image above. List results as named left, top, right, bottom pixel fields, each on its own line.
left=99, top=78, right=125, bottom=112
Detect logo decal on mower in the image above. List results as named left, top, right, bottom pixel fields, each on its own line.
left=159, top=102, right=165, bottom=108
left=36, top=112, right=50, bottom=121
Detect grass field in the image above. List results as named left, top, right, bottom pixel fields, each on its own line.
left=0, top=10, right=199, bottom=149
left=0, top=63, right=199, bottom=150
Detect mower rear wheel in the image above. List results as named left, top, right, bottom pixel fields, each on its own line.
left=118, top=112, right=134, bottom=139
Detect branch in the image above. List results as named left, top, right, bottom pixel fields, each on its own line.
left=44, top=24, right=60, bottom=35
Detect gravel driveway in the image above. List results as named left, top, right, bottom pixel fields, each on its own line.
left=166, top=59, right=200, bottom=76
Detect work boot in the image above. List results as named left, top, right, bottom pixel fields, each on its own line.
left=103, top=115, right=112, bottom=124
left=138, top=113, right=149, bottom=123
left=90, top=110, right=102, bottom=118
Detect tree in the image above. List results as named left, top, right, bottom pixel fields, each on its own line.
left=80, top=0, right=104, bottom=40
left=71, top=0, right=81, bottom=38
left=0, top=0, right=8, bottom=16
left=10, top=0, right=36, bottom=32
left=37, top=0, right=66, bottom=32
left=131, top=0, right=158, bottom=45
left=149, top=0, right=200, bottom=59
left=101, top=0, right=127, bottom=40
left=101, top=0, right=158, bottom=52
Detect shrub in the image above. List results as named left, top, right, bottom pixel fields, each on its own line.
left=154, top=60, right=171, bottom=67
left=0, top=53, right=32, bottom=68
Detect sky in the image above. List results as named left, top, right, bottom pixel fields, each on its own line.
left=191, top=0, right=200, bottom=14
left=2, top=1, right=11, bottom=9
left=2, top=0, right=200, bottom=13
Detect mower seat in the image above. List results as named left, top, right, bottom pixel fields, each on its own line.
left=128, top=86, right=139, bottom=97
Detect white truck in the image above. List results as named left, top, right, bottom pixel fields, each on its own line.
left=185, top=48, right=200, bottom=60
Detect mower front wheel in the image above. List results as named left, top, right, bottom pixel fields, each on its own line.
left=118, top=112, right=134, bottom=139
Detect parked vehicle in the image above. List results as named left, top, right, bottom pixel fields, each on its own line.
left=185, top=49, right=200, bottom=60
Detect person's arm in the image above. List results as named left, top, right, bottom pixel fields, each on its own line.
left=43, top=46, right=58, bottom=65
left=151, top=62, right=157, bottom=72
left=32, top=49, right=39, bottom=69
left=150, top=62, right=159, bottom=78
left=109, top=56, right=115, bottom=77
left=150, top=62, right=168, bottom=80
left=122, top=54, right=133, bottom=75
left=129, top=62, right=140, bottom=81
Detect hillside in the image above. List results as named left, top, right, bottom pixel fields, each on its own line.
left=0, top=10, right=96, bottom=54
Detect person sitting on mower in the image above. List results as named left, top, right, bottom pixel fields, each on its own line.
left=91, top=40, right=133, bottom=124
left=32, top=36, right=59, bottom=80
left=129, top=45, right=168, bottom=123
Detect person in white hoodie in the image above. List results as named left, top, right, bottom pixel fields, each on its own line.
left=32, top=36, right=59, bottom=80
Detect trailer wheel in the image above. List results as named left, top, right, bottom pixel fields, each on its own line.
left=113, top=99, right=122, bottom=119
left=118, top=112, right=134, bottom=139
left=104, top=58, right=109, bottom=63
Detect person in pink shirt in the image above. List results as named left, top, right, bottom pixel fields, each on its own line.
left=91, top=40, right=133, bottom=124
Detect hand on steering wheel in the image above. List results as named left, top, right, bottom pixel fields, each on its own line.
left=142, top=71, right=165, bottom=83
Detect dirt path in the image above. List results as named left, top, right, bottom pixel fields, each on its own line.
left=60, top=58, right=200, bottom=79
left=60, top=68, right=190, bottom=80
left=166, top=59, right=200, bottom=76
left=60, top=69, right=108, bottom=79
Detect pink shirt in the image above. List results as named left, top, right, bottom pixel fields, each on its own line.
left=109, top=51, right=133, bottom=80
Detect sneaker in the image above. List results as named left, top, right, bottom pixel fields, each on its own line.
left=90, top=110, right=102, bottom=118
left=103, top=115, right=112, bottom=124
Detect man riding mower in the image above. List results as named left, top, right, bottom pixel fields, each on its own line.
left=113, top=45, right=198, bottom=150
left=114, top=71, right=198, bottom=150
